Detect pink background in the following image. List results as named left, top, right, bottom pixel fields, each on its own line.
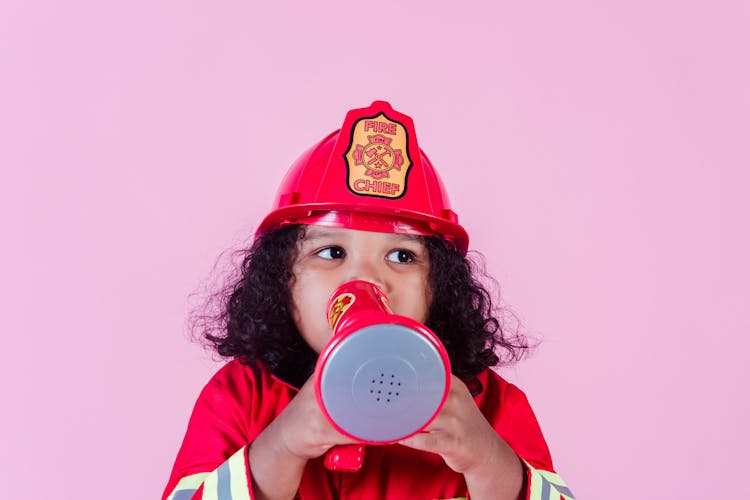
left=3, top=1, right=748, bottom=498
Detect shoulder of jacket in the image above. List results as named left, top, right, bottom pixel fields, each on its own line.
left=202, top=358, right=271, bottom=393
left=480, top=369, right=531, bottom=403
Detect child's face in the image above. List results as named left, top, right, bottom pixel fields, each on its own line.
left=290, top=225, right=432, bottom=353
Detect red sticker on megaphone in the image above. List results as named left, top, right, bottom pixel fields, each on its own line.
left=328, top=292, right=355, bottom=330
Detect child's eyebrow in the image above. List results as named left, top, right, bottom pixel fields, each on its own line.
left=383, top=233, right=426, bottom=247
left=300, top=227, right=425, bottom=246
left=391, top=234, right=424, bottom=243
left=301, top=227, right=340, bottom=242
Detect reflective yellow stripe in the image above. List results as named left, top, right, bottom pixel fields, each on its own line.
left=524, top=460, right=575, bottom=500
left=202, top=446, right=251, bottom=500
left=165, top=472, right=210, bottom=500
left=202, top=467, right=219, bottom=500
left=228, top=446, right=252, bottom=500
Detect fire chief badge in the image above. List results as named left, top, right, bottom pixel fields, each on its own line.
left=344, top=112, right=412, bottom=199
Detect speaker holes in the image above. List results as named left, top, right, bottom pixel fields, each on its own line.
left=365, top=371, right=404, bottom=405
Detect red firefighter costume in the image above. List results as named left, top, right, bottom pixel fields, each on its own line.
left=163, top=102, right=574, bottom=499
left=162, top=361, right=573, bottom=500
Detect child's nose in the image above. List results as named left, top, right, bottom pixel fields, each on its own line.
left=346, top=259, right=389, bottom=295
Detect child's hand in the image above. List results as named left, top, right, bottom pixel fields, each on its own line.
left=398, top=374, right=499, bottom=472
left=272, top=375, right=357, bottom=460
left=248, top=376, right=358, bottom=500
left=398, top=375, right=524, bottom=499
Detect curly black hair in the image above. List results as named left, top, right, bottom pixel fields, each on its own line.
left=423, top=237, right=528, bottom=378
left=198, top=225, right=528, bottom=381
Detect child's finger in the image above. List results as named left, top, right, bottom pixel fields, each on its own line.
left=400, top=430, right=483, bottom=474
left=398, top=431, right=437, bottom=453
left=399, top=429, right=451, bottom=454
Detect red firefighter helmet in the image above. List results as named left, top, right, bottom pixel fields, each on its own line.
left=256, top=101, right=469, bottom=254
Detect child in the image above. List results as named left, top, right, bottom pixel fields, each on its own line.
left=163, top=101, right=574, bottom=500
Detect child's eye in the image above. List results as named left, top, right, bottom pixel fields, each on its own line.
left=386, top=249, right=415, bottom=264
left=316, top=246, right=345, bottom=260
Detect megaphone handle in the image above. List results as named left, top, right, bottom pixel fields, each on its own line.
left=323, top=444, right=366, bottom=472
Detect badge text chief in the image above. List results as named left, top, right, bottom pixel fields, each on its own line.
left=352, top=178, right=401, bottom=196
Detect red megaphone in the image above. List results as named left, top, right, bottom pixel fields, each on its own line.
left=314, top=280, right=451, bottom=472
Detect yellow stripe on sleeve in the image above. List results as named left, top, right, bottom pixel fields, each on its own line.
left=202, top=469, right=219, bottom=500
left=200, top=446, right=252, bottom=500
left=524, top=460, right=575, bottom=500
left=228, top=446, right=252, bottom=500
left=165, top=472, right=210, bottom=500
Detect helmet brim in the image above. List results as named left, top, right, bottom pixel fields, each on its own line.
left=256, top=204, right=469, bottom=254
